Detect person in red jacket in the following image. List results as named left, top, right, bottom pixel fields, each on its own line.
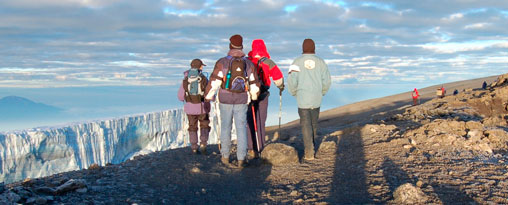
left=412, top=88, right=419, bottom=106
left=246, top=39, right=284, bottom=158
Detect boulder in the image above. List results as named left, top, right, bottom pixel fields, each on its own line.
left=260, top=143, right=299, bottom=166
left=55, top=179, right=87, bottom=195
left=392, top=183, right=428, bottom=204
left=465, top=121, right=483, bottom=130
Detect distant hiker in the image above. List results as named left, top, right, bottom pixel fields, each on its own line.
left=411, top=88, right=420, bottom=106
left=482, top=81, right=487, bottom=90
left=453, top=89, right=459, bottom=95
left=205, top=34, right=260, bottom=168
left=177, top=59, right=211, bottom=154
left=246, top=39, right=284, bottom=158
left=287, top=39, right=331, bottom=161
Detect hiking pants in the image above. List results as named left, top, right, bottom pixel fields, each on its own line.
left=247, top=92, right=269, bottom=152
left=219, top=103, right=248, bottom=161
left=187, top=114, right=210, bottom=150
left=298, top=107, right=320, bottom=157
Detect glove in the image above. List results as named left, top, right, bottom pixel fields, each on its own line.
left=251, top=92, right=258, bottom=101
left=278, top=84, right=285, bottom=95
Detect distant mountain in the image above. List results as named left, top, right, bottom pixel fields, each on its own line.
left=0, top=96, right=63, bottom=121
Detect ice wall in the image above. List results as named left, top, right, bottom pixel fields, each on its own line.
left=0, top=107, right=232, bottom=184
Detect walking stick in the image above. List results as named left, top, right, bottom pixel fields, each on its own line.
left=214, top=100, right=221, bottom=151
left=252, top=104, right=261, bottom=153
left=279, top=90, right=282, bottom=131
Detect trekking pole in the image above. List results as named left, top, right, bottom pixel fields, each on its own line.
left=215, top=100, right=221, bottom=151
left=251, top=104, right=261, bottom=153
left=279, top=90, right=282, bottom=131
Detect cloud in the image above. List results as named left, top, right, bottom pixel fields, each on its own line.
left=0, top=0, right=508, bottom=88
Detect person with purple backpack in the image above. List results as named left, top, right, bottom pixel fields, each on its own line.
left=205, top=34, right=260, bottom=168
left=177, top=59, right=211, bottom=155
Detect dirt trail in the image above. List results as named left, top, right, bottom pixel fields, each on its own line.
left=2, top=74, right=507, bottom=204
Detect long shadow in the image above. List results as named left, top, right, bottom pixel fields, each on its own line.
left=382, top=157, right=475, bottom=204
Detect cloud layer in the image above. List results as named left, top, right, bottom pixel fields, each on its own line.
left=1, top=0, right=508, bottom=87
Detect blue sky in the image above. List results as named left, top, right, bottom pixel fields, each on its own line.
left=1, top=0, right=508, bottom=88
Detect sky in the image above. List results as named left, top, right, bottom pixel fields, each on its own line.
left=1, top=0, right=508, bottom=88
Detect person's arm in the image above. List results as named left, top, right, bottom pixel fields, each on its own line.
left=177, top=82, right=185, bottom=102
left=247, top=61, right=260, bottom=101
left=321, top=60, right=331, bottom=96
left=204, top=61, right=223, bottom=101
left=287, top=61, right=300, bottom=96
left=264, top=58, right=284, bottom=91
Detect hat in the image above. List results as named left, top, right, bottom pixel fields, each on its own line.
left=229, top=34, right=243, bottom=49
left=302, top=38, right=315, bottom=54
left=190, top=59, right=206, bottom=68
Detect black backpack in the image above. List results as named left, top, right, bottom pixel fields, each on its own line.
left=222, top=57, right=249, bottom=93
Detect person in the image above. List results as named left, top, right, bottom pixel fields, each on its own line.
left=246, top=39, right=284, bottom=158
left=482, top=81, right=487, bottom=90
left=204, top=34, right=260, bottom=168
left=287, top=39, right=331, bottom=161
left=412, top=88, right=420, bottom=106
left=453, top=89, right=459, bottom=95
left=177, top=59, right=211, bottom=154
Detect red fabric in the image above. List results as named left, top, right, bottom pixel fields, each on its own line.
left=248, top=39, right=283, bottom=86
left=412, top=88, right=419, bottom=99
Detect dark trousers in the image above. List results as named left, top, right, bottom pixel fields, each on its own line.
left=247, top=92, right=269, bottom=152
left=187, top=114, right=210, bottom=150
left=298, top=107, right=320, bottom=157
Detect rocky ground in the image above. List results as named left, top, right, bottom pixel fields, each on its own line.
left=1, top=74, right=508, bottom=204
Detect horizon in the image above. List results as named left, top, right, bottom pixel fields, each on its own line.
left=1, top=0, right=508, bottom=131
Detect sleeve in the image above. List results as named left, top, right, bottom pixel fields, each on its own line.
left=265, top=58, right=284, bottom=88
left=177, top=82, right=185, bottom=102
left=204, top=60, right=224, bottom=100
left=321, top=60, right=331, bottom=96
left=287, top=60, right=299, bottom=96
left=247, top=60, right=260, bottom=100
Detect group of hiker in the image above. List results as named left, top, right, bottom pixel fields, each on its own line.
left=411, top=81, right=489, bottom=106
left=178, top=34, right=331, bottom=168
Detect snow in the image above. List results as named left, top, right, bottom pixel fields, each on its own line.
left=0, top=106, right=235, bottom=184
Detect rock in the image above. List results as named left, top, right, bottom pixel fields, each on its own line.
left=34, top=187, right=56, bottom=195
left=467, top=130, right=484, bottom=143
left=6, top=192, right=21, bottom=203
left=272, top=131, right=280, bottom=141
left=317, top=141, right=336, bottom=154
left=27, top=197, right=37, bottom=204
left=416, top=181, right=424, bottom=188
left=190, top=167, right=201, bottom=173
left=392, top=183, right=428, bottom=204
left=88, top=163, right=100, bottom=170
left=76, top=188, right=88, bottom=193
left=465, top=121, right=483, bottom=130
left=55, top=179, right=87, bottom=195
left=403, top=145, right=413, bottom=149
left=35, top=197, right=48, bottom=204
left=289, top=190, right=299, bottom=197
left=260, top=143, right=299, bottom=166
left=477, top=143, right=493, bottom=154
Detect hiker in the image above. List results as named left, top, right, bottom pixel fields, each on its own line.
left=482, top=81, right=487, bottom=90
left=246, top=39, right=284, bottom=158
left=287, top=39, right=331, bottom=161
left=177, top=59, right=211, bottom=154
left=453, top=89, right=459, bottom=95
left=204, top=34, right=260, bottom=168
left=412, top=88, right=420, bottom=106
left=437, top=86, right=446, bottom=98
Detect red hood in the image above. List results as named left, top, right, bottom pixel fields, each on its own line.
left=249, top=39, right=270, bottom=58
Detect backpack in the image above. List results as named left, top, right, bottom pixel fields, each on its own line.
left=222, top=57, right=249, bottom=93
left=183, top=68, right=204, bottom=103
left=256, top=57, right=270, bottom=93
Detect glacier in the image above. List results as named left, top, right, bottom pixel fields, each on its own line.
left=0, top=106, right=235, bottom=184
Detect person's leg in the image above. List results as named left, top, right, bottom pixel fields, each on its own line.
left=187, top=114, right=199, bottom=151
left=219, top=103, right=234, bottom=159
left=233, top=104, right=248, bottom=161
left=298, top=108, right=314, bottom=159
left=310, top=107, right=320, bottom=155
left=246, top=102, right=255, bottom=152
left=258, top=93, right=269, bottom=150
left=198, top=114, right=210, bottom=147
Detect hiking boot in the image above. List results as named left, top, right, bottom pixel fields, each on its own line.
left=247, top=150, right=257, bottom=159
left=237, top=160, right=248, bottom=169
left=199, top=144, right=207, bottom=155
left=191, top=149, right=198, bottom=155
